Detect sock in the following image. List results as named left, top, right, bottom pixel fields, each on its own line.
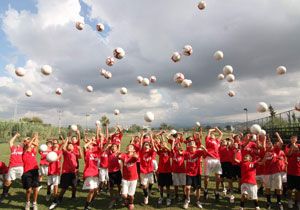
left=148, top=184, right=153, bottom=192
left=266, top=194, right=271, bottom=203
left=276, top=194, right=281, bottom=204
left=254, top=200, right=259, bottom=207
left=3, top=185, right=10, bottom=194
left=47, top=187, right=51, bottom=195
left=143, top=189, right=148, bottom=197
left=160, top=191, right=163, bottom=198
left=71, top=190, right=76, bottom=198
left=240, top=201, right=245, bottom=208
left=84, top=201, right=90, bottom=208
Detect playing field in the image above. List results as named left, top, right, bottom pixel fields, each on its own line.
left=0, top=134, right=277, bottom=210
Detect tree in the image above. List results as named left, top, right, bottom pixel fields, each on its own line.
left=268, top=105, right=276, bottom=118
left=292, top=112, right=297, bottom=123
left=20, top=117, right=43, bottom=124
left=159, top=123, right=174, bottom=130
left=128, top=124, right=142, bottom=133
left=100, top=115, right=110, bottom=127
left=225, top=125, right=232, bottom=131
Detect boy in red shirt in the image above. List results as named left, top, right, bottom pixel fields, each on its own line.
left=219, top=138, right=232, bottom=197
left=119, top=144, right=139, bottom=210
left=39, top=140, right=52, bottom=182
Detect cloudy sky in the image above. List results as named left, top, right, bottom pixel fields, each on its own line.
left=0, top=0, right=299, bottom=128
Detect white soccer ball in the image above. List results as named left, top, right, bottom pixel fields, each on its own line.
left=196, top=121, right=201, bottom=127
left=71, top=124, right=78, bottom=131
left=39, top=144, right=48, bottom=152
left=181, top=79, right=192, bottom=88
left=25, top=90, right=32, bottom=97
left=15, top=67, right=26, bottom=77
left=75, top=21, right=84, bottom=30
left=150, top=76, right=157, bottom=83
left=86, top=85, right=93, bottom=92
left=259, top=129, right=266, bottom=136
left=214, top=50, right=224, bottom=61
left=137, top=76, right=143, bottom=83
left=114, top=109, right=120, bottom=115
left=218, top=74, right=225, bottom=80
left=173, top=73, right=185, bottom=84
left=250, top=124, right=262, bottom=134
left=171, top=52, right=181, bottom=62
left=183, top=45, right=193, bottom=56
left=228, top=90, right=235, bottom=97
left=142, top=78, right=150, bottom=86
left=256, top=102, right=268, bottom=113
left=120, top=87, right=128, bottom=95
left=41, top=65, right=52, bottom=76
left=46, top=151, right=58, bottom=163
left=96, top=23, right=105, bottom=32
left=276, top=66, right=287, bottom=75
left=106, top=56, right=115, bottom=66
left=223, top=65, right=233, bottom=76
left=295, top=101, right=300, bottom=111
left=226, top=74, right=235, bottom=83
left=55, top=88, right=63, bottom=95
left=113, top=47, right=125, bottom=59
left=170, top=129, right=177, bottom=135
left=95, top=120, right=101, bottom=125
left=198, top=0, right=206, bottom=10
left=104, top=71, right=112, bottom=79
left=144, top=111, right=154, bottom=122
left=100, top=68, right=107, bottom=76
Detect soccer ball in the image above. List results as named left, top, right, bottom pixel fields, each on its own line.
left=173, top=73, right=185, bottom=84
left=114, top=109, right=120, bottom=115
left=181, top=79, right=192, bottom=88
left=276, top=66, right=287, bottom=75
left=259, top=129, right=266, bottom=136
left=228, top=90, right=235, bottom=97
left=170, top=129, right=177, bottom=135
left=106, top=56, right=115, bottom=66
left=214, top=50, right=224, bottom=61
left=25, top=90, right=32, bottom=97
left=196, top=122, right=201, bottom=127
left=46, top=152, right=58, bottom=163
left=223, top=65, right=233, bottom=76
left=75, top=21, right=84, bottom=30
left=226, top=74, right=235, bottom=82
left=137, top=76, right=143, bottom=83
left=250, top=124, right=262, bottom=134
left=15, top=67, right=26, bottom=77
left=295, top=101, right=300, bottom=111
left=144, top=111, right=154, bottom=122
left=150, top=76, right=157, bottom=83
left=218, top=74, right=225, bottom=80
left=41, top=65, right=52, bottom=76
left=256, top=102, right=268, bottom=113
left=104, top=71, right=112, bottom=79
left=55, top=88, right=63, bottom=95
left=100, top=69, right=107, bottom=76
left=171, top=52, right=181, bottom=62
left=120, top=87, right=128, bottom=95
left=95, top=120, right=101, bottom=126
left=183, top=45, right=193, bottom=56
left=198, top=1, right=206, bottom=10
left=113, top=48, right=125, bottom=59
left=86, top=85, right=93, bottom=92
left=96, top=23, right=105, bottom=32
left=71, top=124, right=78, bottom=131
left=39, top=144, right=48, bottom=152
left=142, top=78, right=150, bottom=86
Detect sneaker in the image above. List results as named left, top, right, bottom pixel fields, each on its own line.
left=49, top=202, right=58, bottom=210
left=222, top=188, right=227, bottom=196
left=229, top=195, right=235, bottom=203
left=46, top=194, right=51, bottom=202
left=25, top=202, right=31, bottom=210
left=239, top=208, right=244, bottom=210
left=183, top=199, right=190, bottom=209
left=204, top=189, right=208, bottom=200
left=37, top=186, right=43, bottom=192
left=33, top=202, right=38, bottom=210
left=166, top=198, right=171, bottom=206
left=128, top=204, right=134, bottom=210
left=277, top=203, right=284, bottom=210
left=158, top=197, right=163, bottom=205
left=255, top=207, right=260, bottom=210
left=196, top=201, right=203, bottom=209
left=0, top=194, right=5, bottom=203
left=288, top=199, right=293, bottom=209
left=143, top=196, right=149, bottom=205
left=215, top=192, right=220, bottom=201
left=108, top=199, right=116, bottom=209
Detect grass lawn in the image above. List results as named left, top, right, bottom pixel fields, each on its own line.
left=0, top=133, right=290, bottom=210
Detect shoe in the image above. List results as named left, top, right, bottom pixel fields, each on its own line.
left=239, top=208, right=243, bottom=210
left=37, top=186, right=43, bottom=192
left=49, top=202, right=57, bottom=210
left=46, top=194, right=51, bottom=202
left=166, top=198, right=171, bottom=206
left=204, top=189, right=208, bottom=200
left=183, top=199, right=190, bottom=209
left=143, top=196, right=148, bottom=205
left=25, top=202, right=31, bottom=210
left=277, top=202, right=284, bottom=210
left=128, top=204, right=134, bottom=210
left=215, top=192, right=220, bottom=201
left=222, top=188, right=227, bottom=196
left=108, top=199, right=116, bottom=209
left=229, top=195, right=235, bottom=203
left=0, top=194, right=4, bottom=203
left=255, top=207, right=260, bottom=210
left=158, top=197, right=163, bottom=205
left=33, top=202, right=38, bottom=210
left=288, top=199, right=293, bottom=208
left=196, top=201, right=203, bottom=209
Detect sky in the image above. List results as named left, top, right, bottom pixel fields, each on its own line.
left=0, top=0, right=300, bottom=128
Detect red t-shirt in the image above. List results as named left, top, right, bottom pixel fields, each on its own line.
left=171, top=151, right=186, bottom=173
left=139, top=149, right=155, bottom=174
left=269, top=148, right=286, bottom=174
left=184, top=150, right=205, bottom=176
left=62, top=150, right=77, bottom=174
left=219, top=145, right=231, bottom=162
left=193, top=134, right=202, bottom=148
left=108, top=151, right=120, bottom=173
left=157, top=150, right=172, bottom=173
left=240, top=161, right=257, bottom=185
left=111, top=132, right=123, bottom=145
left=119, top=153, right=138, bottom=181
left=0, top=161, right=8, bottom=174
left=241, top=141, right=257, bottom=158
left=9, top=145, right=24, bottom=168
left=39, top=150, right=50, bottom=166
left=48, top=150, right=62, bottom=175
left=230, top=148, right=242, bottom=165
left=205, top=136, right=220, bottom=159
left=99, top=150, right=109, bottom=168
left=22, top=149, right=39, bottom=173
left=83, top=150, right=99, bottom=178
left=285, top=146, right=300, bottom=176
left=133, top=143, right=140, bottom=162
left=263, top=150, right=274, bottom=175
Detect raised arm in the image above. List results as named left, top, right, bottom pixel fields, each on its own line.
left=9, top=133, right=20, bottom=147
left=275, top=132, right=283, bottom=145
left=215, top=127, right=223, bottom=140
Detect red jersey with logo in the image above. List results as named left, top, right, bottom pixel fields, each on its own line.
left=40, top=150, right=50, bottom=166
left=184, top=150, right=205, bottom=176
left=263, top=150, right=274, bottom=175
left=108, top=151, right=120, bottom=173
left=48, top=150, right=62, bottom=175
left=9, top=145, right=24, bottom=168
left=62, top=150, right=77, bottom=174
left=171, top=151, right=186, bottom=173
left=119, top=153, right=138, bottom=181
left=83, top=150, right=99, bottom=178
left=241, top=141, right=257, bottom=158
left=99, top=150, right=109, bottom=168
left=22, top=149, right=39, bottom=173
left=270, top=148, right=286, bottom=174
left=219, top=145, right=231, bottom=162
left=0, top=161, right=8, bottom=174
left=139, top=149, right=155, bottom=174
left=205, top=136, right=220, bottom=159
left=240, top=161, right=257, bottom=185
left=285, top=145, right=300, bottom=176
left=157, top=150, right=172, bottom=173
left=111, top=133, right=123, bottom=145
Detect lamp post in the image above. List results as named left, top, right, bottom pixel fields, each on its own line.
left=243, top=108, right=248, bottom=131
left=85, top=113, right=90, bottom=130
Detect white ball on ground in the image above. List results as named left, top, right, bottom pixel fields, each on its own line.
left=39, top=144, right=48, bottom=152
left=71, top=124, right=78, bottom=131
left=114, top=109, right=120, bottom=115
left=113, top=48, right=125, bottom=59
left=96, top=23, right=105, bottom=32
left=120, top=87, right=128, bottom=95
left=228, top=90, right=235, bottom=97
left=276, top=66, right=287, bottom=75
left=41, top=65, right=52, bottom=76
left=295, top=101, right=300, bottom=111
left=75, top=21, right=84, bottom=30
left=106, top=56, right=115, bottom=66
left=223, top=65, right=233, bottom=76
left=256, top=102, right=268, bottom=113
left=150, top=76, right=157, bottom=83
left=181, top=79, right=192, bottom=88
left=142, top=78, right=150, bottom=86
left=182, top=45, right=193, bottom=56
left=171, top=52, right=181, bottom=62
left=15, top=67, right=26, bottom=77
left=226, top=74, right=235, bottom=82
left=25, top=90, right=32, bottom=97
left=86, top=85, right=93, bottom=92
left=137, top=76, right=143, bottom=84
left=144, top=111, right=154, bottom=122
left=55, top=88, right=63, bottom=95
left=196, top=121, right=201, bottom=127
left=198, top=0, right=206, bottom=10
left=173, top=73, right=185, bottom=84
left=46, top=151, right=58, bottom=162
left=218, top=74, right=225, bottom=80
left=259, top=129, right=266, bottom=136
left=250, top=124, right=262, bottom=134
left=214, top=50, right=224, bottom=61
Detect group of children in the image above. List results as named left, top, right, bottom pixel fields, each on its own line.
left=0, top=125, right=299, bottom=210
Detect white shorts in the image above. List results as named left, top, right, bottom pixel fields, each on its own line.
left=172, top=173, right=186, bottom=186
left=121, top=179, right=137, bottom=196
left=47, top=175, right=60, bottom=186
left=83, top=177, right=99, bottom=190
left=281, top=172, right=287, bottom=183
left=153, top=160, right=158, bottom=172
left=256, top=175, right=265, bottom=183
left=39, top=165, right=49, bottom=176
left=7, top=166, right=23, bottom=181
left=263, top=173, right=282, bottom=190
left=204, top=157, right=222, bottom=176
left=140, top=173, right=154, bottom=186
left=241, top=183, right=258, bottom=200
left=99, top=168, right=109, bottom=182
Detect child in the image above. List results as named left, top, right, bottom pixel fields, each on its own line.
left=0, top=161, right=8, bottom=189
left=39, top=140, right=52, bottom=182
left=219, top=138, right=232, bottom=197
left=240, top=154, right=260, bottom=210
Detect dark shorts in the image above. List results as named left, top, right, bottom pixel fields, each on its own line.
left=158, top=173, right=173, bottom=187
left=186, top=175, right=201, bottom=189
left=136, top=162, right=141, bottom=175
left=109, top=170, right=122, bottom=188
left=231, top=165, right=241, bottom=179
left=60, top=173, right=77, bottom=189
left=21, top=169, right=40, bottom=190
left=287, top=175, right=300, bottom=190
left=221, top=162, right=233, bottom=179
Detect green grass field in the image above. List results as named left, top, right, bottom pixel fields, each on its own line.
left=0, top=134, right=289, bottom=210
